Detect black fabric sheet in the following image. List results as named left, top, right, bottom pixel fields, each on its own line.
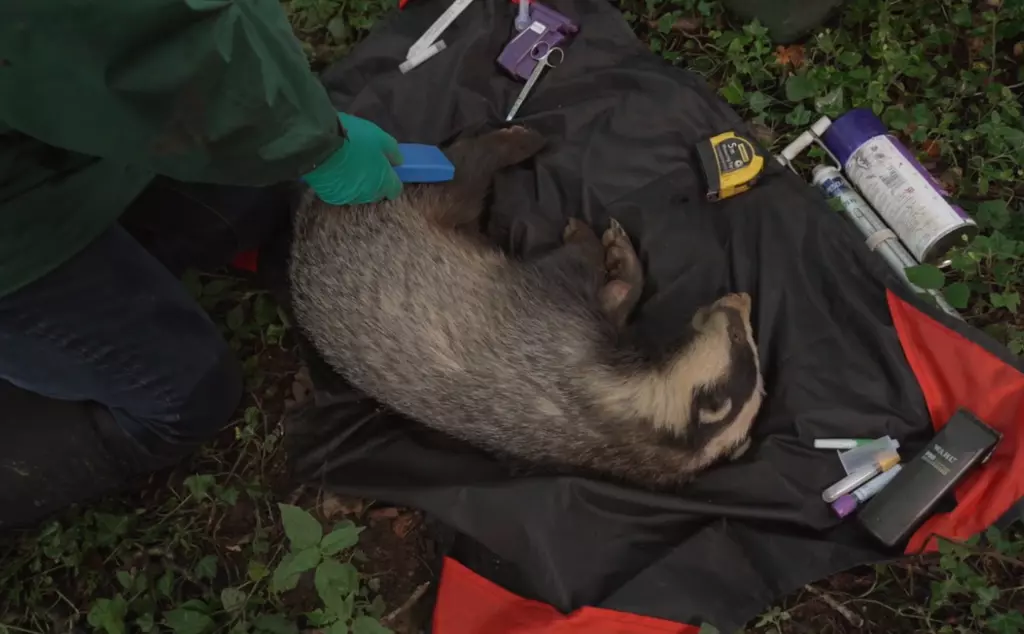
left=280, top=0, right=967, bottom=629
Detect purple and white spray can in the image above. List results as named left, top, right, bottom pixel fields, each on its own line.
left=822, top=109, right=977, bottom=265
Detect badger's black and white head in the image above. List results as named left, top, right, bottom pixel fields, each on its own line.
left=660, top=292, right=766, bottom=458
left=679, top=294, right=761, bottom=454
left=589, top=292, right=766, bottom=462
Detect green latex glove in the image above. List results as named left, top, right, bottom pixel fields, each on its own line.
left=303, top=113, right=404, bottom=205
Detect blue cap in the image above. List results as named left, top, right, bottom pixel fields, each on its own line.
left=393, top=143, right=456, bottom=184
left=821, top=108, right=888, bottom=167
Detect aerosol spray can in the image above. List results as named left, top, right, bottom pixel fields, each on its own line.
left=811, top=165, right=961, bottom=319
left=821, top=109, right=977, bottom=265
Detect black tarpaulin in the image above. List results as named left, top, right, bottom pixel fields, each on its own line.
left=277, top=0, right=1024, bottom=630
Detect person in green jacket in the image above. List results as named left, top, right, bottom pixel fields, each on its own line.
left=0, top=0, right=403, bottom=528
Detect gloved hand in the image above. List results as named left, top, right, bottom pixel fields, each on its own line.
left=303, top=113, right=404, bottom=205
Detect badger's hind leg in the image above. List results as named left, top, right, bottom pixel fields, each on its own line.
left=600, top=220, right=644, bottom=329
left=427, top=126, right=546, bottom=229
left=557, top=218, right=644, bottom=329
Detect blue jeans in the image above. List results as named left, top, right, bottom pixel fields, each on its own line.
left=0, top=179, right=291, bottom=529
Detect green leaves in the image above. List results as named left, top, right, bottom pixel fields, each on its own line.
left=977, top=200, right=1010, bottom=231
left=184, top=474, right=216, bottom=501
left=321, top=522, right=364, bottom=556
left=220, top=587, right=247, bottom=612
left=164, top=600, right=215, bottom=634
left=747, top=91, right=771, bottom=113
left=352, top=616, right=392, bottom=634
left=328, top=621, right=351, bottom=634
left=784, top=74, right=818, bottom=102
left=905, top=264, right=946, bottom=290
left=884, top=106, right=912, bottom=131
left=194, top=555, right=218, bottom=581
left=720, top=78, right=745, bottom=105
left=278, top=504, right=323, bottom=550
left=814, top=87, right=844, bottom=117
left=990, top=291, right=1021, bottom=314
left=315, top=560, right=359, bottom=620
left=943, top=283, right=970, bottom=310
left=836, top=50, right=861, bottom=67
left=253, top=614, right=299, bottom=634
left=226, top=304, right=247, bottom=334
left=88, top=596, right=129, bottom=634
left=271, top=552, right=305, bottom=593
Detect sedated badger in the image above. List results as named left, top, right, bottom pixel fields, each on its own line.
left=288, top=126, right=766, bottom=491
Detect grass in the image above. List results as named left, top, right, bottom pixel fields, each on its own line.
left=1, top=0, right=1022, bottom=633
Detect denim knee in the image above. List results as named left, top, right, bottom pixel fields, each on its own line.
left=113, top=345, right=244, bottom=462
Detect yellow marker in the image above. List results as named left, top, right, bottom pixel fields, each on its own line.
left=696, top=131, right=766, bottom=201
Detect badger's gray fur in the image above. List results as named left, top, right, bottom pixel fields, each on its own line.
left=288, top=126, right=766, bottom=491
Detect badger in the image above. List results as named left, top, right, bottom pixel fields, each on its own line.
left=288, top=126, right=766, bottom=491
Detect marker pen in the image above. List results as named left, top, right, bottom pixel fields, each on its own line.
left=830, top=464, right=903, bottom=518
left=821, top=451, right=900, bottom=503
left=814, top=438, right=876, bottom=450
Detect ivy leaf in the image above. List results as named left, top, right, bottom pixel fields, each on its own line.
left=226, top=304, right=246, bottom=333
left=837, top=51, right=861, bottom=67
left=229, top=623, right=252, bottom=634
left=720, top=78, right=745, bottom=105
left=942, top=283, right=970, bottom=309
left=320, top=522, right=364, bottom=556
left=368, top=595, right=387, bottom=619
left=202, top=279, right=236, bottom=298
left=988, top=609, right=1024, bottom=634
left=253, top=614, right=299, bottom=634
left=278, top=504, right=323, bottom=550
left=976, top=200, right=1010, bottom=230
left=253, top=294, right=279, bottom=327
left=976, top=585, right=1000, bottom=605
left=194, top=555, right=218, bottom=580
left=352, top=616, right=392, bottom=634
left=218, top=486, right=240, bottom=506
left=164, top=605, right=215, bottom=634
left=87, top=596, right=128, bottom=634
left=315, top=560, right=359, bottom=619
left=184, top=474, right=216, bottom=501
left=905, top=264, right=945, bottom=290
left=814, top=87, right=844, bottom=116
left=1000, top=292, right=1021, bottom=313
left=884, top=106, right=912, bottom=131
left=116, top=571, right=133, bottom=590
left=785, top=74, right=817, bottom=102
left=248, top=560, right=269, bottom=582
left=157, top=570, right=175, bottom=598
left=326, top=16, right=349, bottom=43
left=747, top=91, right=771, bottom=113
left=221, top=587, right=247, bottom=612
left=306, top=609, right=332, bottom=628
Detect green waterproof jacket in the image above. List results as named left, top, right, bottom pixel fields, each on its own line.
left=0, top=0, right=344, bottom=299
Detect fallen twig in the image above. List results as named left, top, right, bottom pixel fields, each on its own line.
left=382, top=581, right=431, bottom=625
left=804, top=583, right=864, bottom=628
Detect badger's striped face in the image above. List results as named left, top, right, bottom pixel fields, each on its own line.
left=680, top=293, right=765, bottom=451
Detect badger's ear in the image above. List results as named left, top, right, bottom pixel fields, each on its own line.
left=697, top=396, right=732, bottom=424
left=691, top=306, right=711, bottom=330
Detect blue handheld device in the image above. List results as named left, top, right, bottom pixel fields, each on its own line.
left=394, top=144, right=456, bottom=183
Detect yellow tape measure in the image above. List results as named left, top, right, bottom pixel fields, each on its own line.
left=696, top=131, right=766, bottom=202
